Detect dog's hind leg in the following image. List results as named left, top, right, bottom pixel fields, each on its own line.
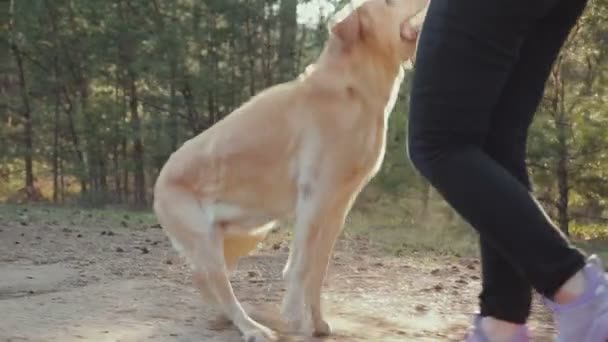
left=154, top=189, right=277, bottom=342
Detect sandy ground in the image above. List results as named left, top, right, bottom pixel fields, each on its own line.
left=0, top=207, right=556, bottom=341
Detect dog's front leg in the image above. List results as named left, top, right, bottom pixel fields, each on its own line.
left=281, top=185, right=330, bottom=336
left=306, top=192, right=354, bottom=337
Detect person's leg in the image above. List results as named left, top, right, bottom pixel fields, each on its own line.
left=475, top=6, right=577, bottom=332
left=409, top=0, right=608, bottom=340
left=476, top=0, right=590, bottom=325
left=408, top=0, right=586, bottom=300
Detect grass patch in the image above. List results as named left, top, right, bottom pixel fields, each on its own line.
left=346, top=194, right=480, bottom=257
left=0, top=203, right=158, bottom=231
left=574, top=238, right=608, bottom=261
left=2, top=202, right=606, bottom=262
left=344, top=192, right=608, bottom=259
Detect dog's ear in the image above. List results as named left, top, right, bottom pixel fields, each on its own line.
left=331, top=8, right=363, bottom=47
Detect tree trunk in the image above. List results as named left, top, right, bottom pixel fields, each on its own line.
left=168, top=59, right=179, bottom=151
left=556, top=117, right=570, bottom=235
left=45, top=0, right=88, bottom=194
left=61, top=91, right=88, bottom=194
left=552, top=60, right=570, bottom=235
left=277, top=0, right=298, bottom=82
left=244, top=6, right=257, bottom=96
left=85, top=102, right=98, bottom=197
left=9, top=0, right=35, bottom=198
left=180, top=81, right=199, bottom=136
left=113, top=143, right=122, bottom=202
left=122, top=90, right=129, bottom=203
left=99, top=147, right=107, bottom=197
left=59, top=147, right=65, bottom=202
left=294, top=28, right=308, bottom=73
left=420, top=179, right=432, bottom=220
left=53, top=90, right=60, bottom=203
left=128, top=73, right=146, bottom=207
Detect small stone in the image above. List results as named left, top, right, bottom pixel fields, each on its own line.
left=116, top=247, right=124, bottom=253
left=77, top=234, right=83, bottom=238
left=165, top=259, right=173, bottom=265
left=430, top=268, right=440, bottom=275
left=139, top=246, right=149, bottom=254
left=415, top=304, right=428, bottom=312
left=272, top=243, right=281, bottom=250
left=248, top=271, right=258, bottom=278
left=15, top=241, right=20, bottom=245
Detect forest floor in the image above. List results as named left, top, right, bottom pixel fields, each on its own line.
left=0, top=204, right=592, bottom=342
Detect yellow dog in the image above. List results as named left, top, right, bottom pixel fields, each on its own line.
left=153, top=0, right=428, bottom=340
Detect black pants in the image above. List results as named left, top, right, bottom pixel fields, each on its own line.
left=408, top=0, right=588, bottom=324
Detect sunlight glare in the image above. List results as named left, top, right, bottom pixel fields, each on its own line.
left=297, top=0, right=337, bottom=26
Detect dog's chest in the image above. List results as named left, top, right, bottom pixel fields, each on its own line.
left=351, top=116, right=388, bottom=179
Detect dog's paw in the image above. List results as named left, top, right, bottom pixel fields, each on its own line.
left=313, top=319, right=332, bottom=337
left=241, top=324, right=277, bottom=342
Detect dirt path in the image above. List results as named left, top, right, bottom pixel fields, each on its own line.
left=0, top=207, right=555, bottom=341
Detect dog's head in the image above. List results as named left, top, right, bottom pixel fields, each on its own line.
left=328, top=0, right=428, bottom=65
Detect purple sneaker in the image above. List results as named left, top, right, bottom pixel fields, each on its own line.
left=544, top=254, right=608, bottom=342
left=465, top=315, right=531, bottom=342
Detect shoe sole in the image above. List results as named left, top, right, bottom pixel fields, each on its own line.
left=587, top=309, right=608, bottom=342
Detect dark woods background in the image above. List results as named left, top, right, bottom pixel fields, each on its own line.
left=1, top=0, right=607, bottom=237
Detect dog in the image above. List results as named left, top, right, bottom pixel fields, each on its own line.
left=153, top=0, right=428, bottom=341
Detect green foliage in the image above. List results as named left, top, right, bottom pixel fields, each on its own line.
left=528, top=0, right=608, bottom=232
left=0, top=0, right=607, bottom=241
left=570, top=221, right=608, bottom=241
